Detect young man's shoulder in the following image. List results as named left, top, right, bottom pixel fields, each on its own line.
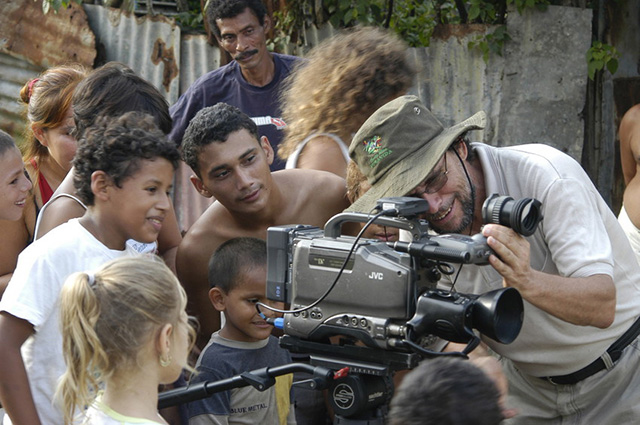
left=181, top=202, right=235, bottom=248
left=177, top=203, right=240, bottom=282
left=274, top=169, right=347, bottom=202
left=274, top=168, right=344, bottom=186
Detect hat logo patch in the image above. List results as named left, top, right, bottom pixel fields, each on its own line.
left=363, top=136, right=382, bottom=154
left=414, top=106, right=421, bottom=115
left=362, top=136, right=392, bottom=168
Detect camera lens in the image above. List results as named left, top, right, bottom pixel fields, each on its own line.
left=481, top=194, right=543, bottom=236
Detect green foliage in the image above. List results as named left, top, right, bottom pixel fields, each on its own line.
left=320, top=0, right=462, bottom=48
left=40, top=0, right=82, bottom=14
left=468, top=24, right=511, bottom=63
left=269, top=0, right=314, bottom=52
left=325, top=0, right=386, bottom=28
left=388, top=1, right=439, bottom=47
left=506, top=0, right=550, bottom=14
left=175, top=0, right=206, bottom=33
left=468, top=0, right=497, bottom=22
left=586, top=41, right=620, bottom=80
left=313, top=0, right=550, bottom=56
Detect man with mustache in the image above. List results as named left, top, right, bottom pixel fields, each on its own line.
left=169, top=0, right=299, bottom=170
left=346, top=95, right=640, bottom=424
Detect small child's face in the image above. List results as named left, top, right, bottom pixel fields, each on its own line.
left=219, top=266, right=276, bottom=343
left=102, top=158, right=174, bottom=248
left=0, top=147, right=32, bottom=221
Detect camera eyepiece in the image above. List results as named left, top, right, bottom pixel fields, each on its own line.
left=481, top=194, right=543, bottom=236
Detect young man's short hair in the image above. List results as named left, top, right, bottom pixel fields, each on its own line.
left=181, top=103, right=259, bottom=177
left=388, top=357, right=503, bottom=425
left=206, top=0, right=267, bottom=39
left=73, top=111, right=180, bottom=206
left=208, top=237, right=267, bottom=292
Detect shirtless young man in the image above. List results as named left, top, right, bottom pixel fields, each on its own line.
left=177, top=103, right=350, bottom=346
left=618, top=104, right=640, bottom=263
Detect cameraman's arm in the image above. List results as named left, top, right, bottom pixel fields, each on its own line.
left=482, top=224, right=615, bottom=329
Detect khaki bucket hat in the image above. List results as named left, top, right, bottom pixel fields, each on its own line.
left=346, top=95, right=486, bottom=212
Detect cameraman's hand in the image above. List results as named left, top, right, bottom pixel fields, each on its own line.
left=482, top=224, right=532, bottom=292
left=482, top=224, right=616, bottom=328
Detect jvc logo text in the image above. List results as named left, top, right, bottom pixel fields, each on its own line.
left=368, top=272, right=383, bottom=280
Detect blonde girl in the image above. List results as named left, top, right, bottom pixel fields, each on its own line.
left=57, top=256, right=195, bottom=425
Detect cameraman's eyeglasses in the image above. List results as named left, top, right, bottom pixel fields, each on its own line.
left=414, top=153, right=449, bottom=195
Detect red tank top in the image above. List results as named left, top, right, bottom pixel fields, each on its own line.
left=29, top=158, right=54, bottom=204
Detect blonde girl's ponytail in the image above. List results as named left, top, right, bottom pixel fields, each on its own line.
left=57, top=271, right=109, bottom=425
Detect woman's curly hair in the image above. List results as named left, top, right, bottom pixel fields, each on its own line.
left=73, top=112, right=180, bottom=205
left=278, top=26, right=416, bottom=160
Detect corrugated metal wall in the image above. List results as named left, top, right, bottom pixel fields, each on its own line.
left=0, top=3, right=603, bottom=230
left=0, top=53, right=42, bottom=145
left=83, top=4, right=182, bottom=104
left=0, top=0, right=95, bottom=145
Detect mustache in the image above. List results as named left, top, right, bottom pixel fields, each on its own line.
left=235, top=49, right=259, bottom=61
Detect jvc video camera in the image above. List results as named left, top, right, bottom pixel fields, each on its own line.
left=266, top=196, right=541, bottom=357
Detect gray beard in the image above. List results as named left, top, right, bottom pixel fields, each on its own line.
left=431, top=185, right=475, bottom=235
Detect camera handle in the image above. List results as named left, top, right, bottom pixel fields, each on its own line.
left=324, top=212, right=429, bottom=241
left=157, top=363, right=334, bottom=409
left=158, top=358, right=391, bottom=424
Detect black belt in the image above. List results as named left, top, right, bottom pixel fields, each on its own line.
left=543, top=314, right=640, bottom=385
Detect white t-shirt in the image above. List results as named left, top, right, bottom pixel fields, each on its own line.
left=439, top=143, right=640, bottom=376
left=81, top=399, right=164, bottom=425
left=0, top=219, right=138, bottom=425
left=34, top=193, right=158, bottom=254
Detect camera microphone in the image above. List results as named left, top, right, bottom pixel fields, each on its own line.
left=388, top=241, right=471, bottom=263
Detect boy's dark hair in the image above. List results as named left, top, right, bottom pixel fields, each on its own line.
left=206, top=0, right=267, bottom=39
left=388, top=357, right=503, bottom=425
left=72, top=62, right=172, bottom=140
left=73, top=112, right=180, bottom=206
left=0, top=129, right=16, bottom=156
left=208, top=237, right=267, bottom=291
left=181, top=103, right=259, bottom=177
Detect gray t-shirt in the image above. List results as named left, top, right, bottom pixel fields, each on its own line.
left=188, top=333, right=296, bottom=425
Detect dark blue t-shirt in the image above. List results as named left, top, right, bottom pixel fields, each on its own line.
left=169, top=53, right=300, bottom=171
